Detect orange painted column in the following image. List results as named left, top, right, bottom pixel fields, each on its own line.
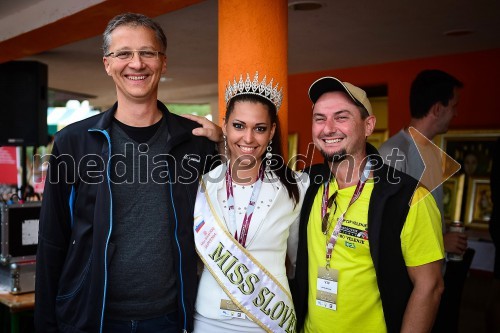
left=218, top=0, right=289, bottom=156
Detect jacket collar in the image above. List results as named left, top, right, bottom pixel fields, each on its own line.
left=90, top=100, right=193, bottom=147
left=366, top=142, right=383, bottom=171
left=92, top=101, right=118, bottom=130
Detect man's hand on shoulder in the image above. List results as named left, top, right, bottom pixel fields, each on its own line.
left=181, top=114, right=223, bottom=143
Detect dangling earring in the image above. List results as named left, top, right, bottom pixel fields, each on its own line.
left=266, top=140, right=273, bottom=166
left=223, top=135, right=228, bottom=161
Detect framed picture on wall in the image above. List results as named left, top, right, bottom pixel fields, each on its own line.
left=436, top=129, right=500, bottom=178
left=464, top=177, right=492, bottom=229
left=443, top=174, right=465, bottom=223
left=436, top=129, right=499, bottom=226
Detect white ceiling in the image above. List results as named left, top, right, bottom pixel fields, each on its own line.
left=16, top=0, right=500, bottom=110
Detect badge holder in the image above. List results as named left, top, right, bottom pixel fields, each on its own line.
left=316, top=266, right=338, bottom=311
left=220, top=299, right=246, bottom=319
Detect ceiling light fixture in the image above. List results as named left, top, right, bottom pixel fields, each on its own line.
left=443, top=29, right=475, bottom=37
left=288, top=1, right=323, bottom=11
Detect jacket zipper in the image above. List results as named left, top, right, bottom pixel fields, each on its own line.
left=167, top=165, right=188, bottom=331
left=89, top=128, right=113, bottom=333
left=69, top=185, right=75, bottom=228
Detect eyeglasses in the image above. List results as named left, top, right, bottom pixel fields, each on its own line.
left=105, top=50, right=165, bottom=61
left=322, top=191, right=338, bottom=234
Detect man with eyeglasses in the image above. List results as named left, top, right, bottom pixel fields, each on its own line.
left=35, top=13, right=221, bottom=333
left=291, top=77, right=445, bottom=333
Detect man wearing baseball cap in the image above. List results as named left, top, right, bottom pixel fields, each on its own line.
left=292, top=77, right=444, bottom=332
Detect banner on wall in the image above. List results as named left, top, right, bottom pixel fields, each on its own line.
left=0, top=146, right=19, bottom=185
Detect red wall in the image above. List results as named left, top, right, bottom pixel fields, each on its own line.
left=288, top=49, right=500, bottom=164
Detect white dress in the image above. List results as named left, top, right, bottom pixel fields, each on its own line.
left=193, top=164, right=309, bottom=332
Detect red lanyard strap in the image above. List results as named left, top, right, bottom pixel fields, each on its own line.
left=324, top=159, right=372, bottom=268
left=225, top=164, right=265, bottom=247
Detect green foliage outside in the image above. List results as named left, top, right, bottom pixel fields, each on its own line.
left=165, top=103, right=211, bottom=117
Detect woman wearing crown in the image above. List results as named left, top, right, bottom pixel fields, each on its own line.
left=192, top=72, right=309, bottom=332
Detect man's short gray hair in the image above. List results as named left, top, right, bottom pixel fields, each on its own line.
left=102, top=13, right=167, bottom=55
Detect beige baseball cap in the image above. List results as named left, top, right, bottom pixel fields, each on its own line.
left=308, top=76, right=373, bottom=116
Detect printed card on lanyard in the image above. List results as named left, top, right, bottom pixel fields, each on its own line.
left=220, top=299, right=246, bottom=319
left=316, top=266, right=338, bottom=310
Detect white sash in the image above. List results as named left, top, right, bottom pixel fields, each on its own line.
left=194, top=180, right=297, bottom=333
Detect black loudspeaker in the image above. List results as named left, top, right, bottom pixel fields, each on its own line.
left=0, top=61, right=48, bottom=146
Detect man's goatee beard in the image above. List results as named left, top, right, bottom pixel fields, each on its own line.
left=321, top=149, right=347, bottom=163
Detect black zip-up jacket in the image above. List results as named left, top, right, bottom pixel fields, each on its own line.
left=35, top=101, right=218, bottom=333
left=292, top=144, right=420, bottom=333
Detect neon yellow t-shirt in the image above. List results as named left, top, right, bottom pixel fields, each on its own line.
left=304, top=180, right=444, bottom=333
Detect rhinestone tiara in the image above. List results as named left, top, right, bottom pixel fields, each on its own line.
left=224, top=71, right=283, bottom=112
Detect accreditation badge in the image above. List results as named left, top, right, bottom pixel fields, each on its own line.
left=316, top=267, right=338, bottom=311
left=219, top=299, right=246, bottom=319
